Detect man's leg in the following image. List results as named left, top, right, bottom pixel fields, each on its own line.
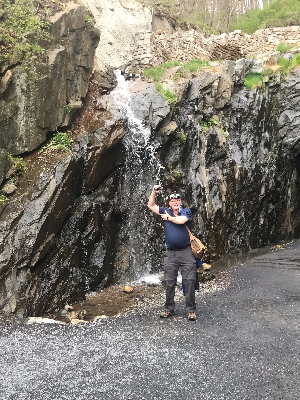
left=180, top=247, right=197, bottom=313
left=163, top=250, right=179, bottom=312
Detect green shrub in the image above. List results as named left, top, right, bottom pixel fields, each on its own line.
left=65, top=104, right=74, bottom=113
left=277, top=43, right=294, bottom=53
left=7, top=153, right=27, bottom=174
left=0, top=194, right=8, bottom=206
left=244, top=72, right=263, bottom=90
left=155, top=83, right=177, bottom=104
left=161, top=60, right=181, bottom=68
left=184, top=59, right=209, bottom=72
left=231, top=0, right=300, bottom=34
left=0, top=0, right=50, bottom=71
left=40, top=132, right=71, bottom=153
left=143, top=66, right=165, bottom=82
left=290, top=52, right=300, bottom=68
left=278, top=57, right=291, bottom=77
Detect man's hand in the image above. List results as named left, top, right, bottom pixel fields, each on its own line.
left=153, top=185, right=163, bottom=193
left=160, top=210, right=170, bottom=221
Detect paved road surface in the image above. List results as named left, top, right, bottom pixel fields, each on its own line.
left=1, top=242, right=300, bottom=400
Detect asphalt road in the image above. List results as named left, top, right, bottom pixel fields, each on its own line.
left=1, top=241, right=300, bottom=400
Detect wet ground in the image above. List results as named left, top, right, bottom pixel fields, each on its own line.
left=0, top=241, right=299, bottom=399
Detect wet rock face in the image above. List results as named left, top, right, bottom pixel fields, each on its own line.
left=0, top=3, right=100, bottom=155
left=2, top=61, right=300, bottom=316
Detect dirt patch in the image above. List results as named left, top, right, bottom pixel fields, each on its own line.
left=52, top=283, right=165, bottom=322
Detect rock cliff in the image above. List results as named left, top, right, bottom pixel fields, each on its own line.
left=0, top=2, right=99, bottom=158
left=2, top=0, right=300, bottom=317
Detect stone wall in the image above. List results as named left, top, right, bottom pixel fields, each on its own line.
left=132, top=26, right=300, bottom=70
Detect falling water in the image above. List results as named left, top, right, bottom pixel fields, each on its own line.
left=111, top=71, right=165, bottom=280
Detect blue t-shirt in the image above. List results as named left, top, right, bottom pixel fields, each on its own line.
left=159, top=207, right=192, bottom=249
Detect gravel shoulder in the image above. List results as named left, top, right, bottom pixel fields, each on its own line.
left=0, top=242, right=300, bottom=400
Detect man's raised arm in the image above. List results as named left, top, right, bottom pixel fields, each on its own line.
left=147, top=186, right=161, bottom=215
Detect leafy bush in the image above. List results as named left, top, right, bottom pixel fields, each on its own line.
left=231, top=0, right=300, bottom=34
left=244, top=72, right=263, bottom=90
left=0, top=0, right=50, bottom=69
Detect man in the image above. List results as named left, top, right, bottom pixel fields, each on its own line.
left=147, top=185, right=197, bottom=321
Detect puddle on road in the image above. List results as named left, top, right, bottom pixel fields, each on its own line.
left=211, top=240, right=295, bottom=274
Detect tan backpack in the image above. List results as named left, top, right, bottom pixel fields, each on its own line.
left=185, top=226, right=206, bottom=258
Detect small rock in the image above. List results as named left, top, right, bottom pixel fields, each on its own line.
left=94, top=315, right=108, bottom=322
left=64, top=304, right=73, bottom=311
left=60, top=309, right=68, bottom=317
left=70, top=319, right=88, bottom=325
left=124, top=285, right=134, bottom=294
left=202, top=263, right=212, bottom=271
left=2, top=182, right=17, bottom=195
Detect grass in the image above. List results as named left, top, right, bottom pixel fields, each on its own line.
left=7, top=153, right=27, bottom=174
left=39, top=131, right=71, bottom=153
left=143, top=66, right=165, bottom=82
left=184, top=59, right=209, bottom=72
left=244, top=72, right=263, bottom=90
left=278, top=53, right=300, bottom=78
left=155, top=83, right=177, bottom=104
left=277, top=43, right=295, bottom=53
left=143, top=60, right=210, bottom=101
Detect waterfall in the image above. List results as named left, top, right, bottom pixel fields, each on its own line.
left=111, top=70, right=165, bottom=281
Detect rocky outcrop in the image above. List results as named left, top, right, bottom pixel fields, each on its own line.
left=0, top=2, right=99, bottom=157
left=3, top=56, right=300, bottom=317
left=83, top=0, right=152, bottom=72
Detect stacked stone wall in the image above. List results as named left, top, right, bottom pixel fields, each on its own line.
left=132, top=26, right=300, bottom=70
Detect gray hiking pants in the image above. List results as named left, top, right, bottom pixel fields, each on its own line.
left=163, top=245, right=197, bottom=313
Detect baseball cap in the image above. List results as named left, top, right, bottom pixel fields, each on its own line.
left=169, top=193, right=181, bottom=200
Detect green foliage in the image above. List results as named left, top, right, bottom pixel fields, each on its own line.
left=178, top=129, right=187, bottom=142
left=184, top=59, right=209, bottom=72
left=278, top=57, right=291, bottom=77
left=200, top=118, right=219, bottom=131
left=174, top=66, right=186, bottom=80
left=0, top=0, right=50, bottom=69
left=143, top=66, right=165, bottom=82
left=220, top=128, right=228, bottom=138
left=231, top=0, right=300, bottom=34
left=7, top=153, right=27, bottom=174
left=40, top=132, right=71, bottom=153
left=277, top=43, right=294, bottom=53
left=290, top=52, right=300, bottom=68
left=161, top=60, right=181, bottom=68
left=0, top=194, right=8, bottom=206
left=85, top=15, right=94, bottom=26
left=244, top=72, right=263, bottom=90
left=171, top=169, right=181, bottom=178
left=262, top=68, right=274, bottom=77
left=65, top=104, right=74, bottom=113
left=155, top=83, right=177, bottom=104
